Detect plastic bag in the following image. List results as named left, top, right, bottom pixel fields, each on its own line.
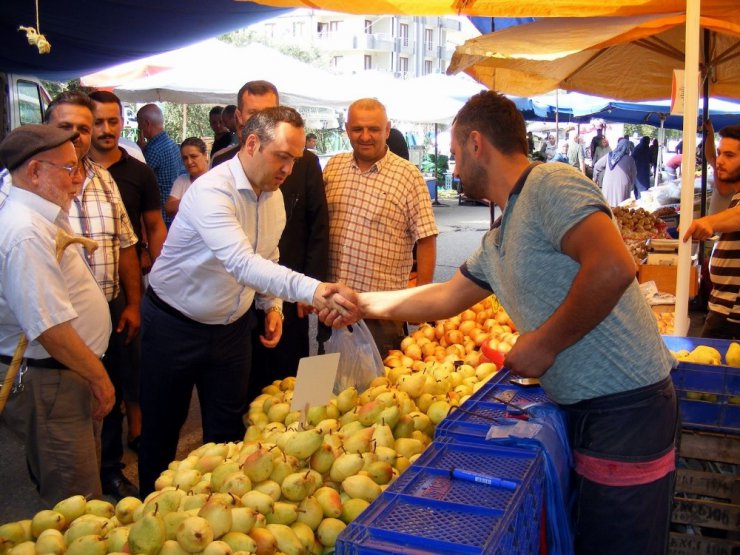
left=324, top=320, right=385, bottom=394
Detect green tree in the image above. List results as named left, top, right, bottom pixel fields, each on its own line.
left=219, top=30, right=327, bottom=68
left=163, top=102, right=215, bottom=145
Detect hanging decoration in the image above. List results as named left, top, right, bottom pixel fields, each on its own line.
left=18, top=0, right=51, bottom=54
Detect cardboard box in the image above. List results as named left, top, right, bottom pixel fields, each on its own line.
left=638, top=264, right=698, bottom=296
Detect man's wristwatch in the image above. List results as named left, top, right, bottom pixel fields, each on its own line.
left=266, top=306, right=284, bottom=321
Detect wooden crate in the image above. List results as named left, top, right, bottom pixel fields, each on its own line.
left=638, top=264, right=699, bottom=297
left=669, top=431, right=740, bottom=555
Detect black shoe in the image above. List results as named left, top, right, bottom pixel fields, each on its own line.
left=101, top=472, right=139, bottom=501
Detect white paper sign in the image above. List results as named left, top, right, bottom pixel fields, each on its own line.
left=290, top=353, right=340, bottom=419
left=671, top=69, right=685, bottom=116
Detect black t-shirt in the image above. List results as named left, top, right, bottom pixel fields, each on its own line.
left=107, top=147, right=161, bottom=242
left=211, top=132, right=236, bottom=157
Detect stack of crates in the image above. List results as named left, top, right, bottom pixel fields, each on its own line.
left=661, top=336, right=740, bottom=555
left=335, top=438, right=544, bottom=554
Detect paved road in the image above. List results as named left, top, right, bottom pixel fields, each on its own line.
left=0, top=201, right=494, bottom=522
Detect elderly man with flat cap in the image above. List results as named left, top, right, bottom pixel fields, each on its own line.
left=0, top=125, right=115, bottom=505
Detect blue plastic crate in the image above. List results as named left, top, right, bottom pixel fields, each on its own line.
left=473, top=384, right=551, bottom=406
left=335, top=440, right=544, bottom=555
left=662, top=335, right=740, bottom=434
left=466, top=370, right=512, bottom=404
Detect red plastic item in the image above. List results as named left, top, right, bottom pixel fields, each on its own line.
left=480, top=342, right=505, bottom=367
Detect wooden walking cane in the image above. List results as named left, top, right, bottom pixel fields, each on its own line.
left=0, top=229, right=98, bottom=414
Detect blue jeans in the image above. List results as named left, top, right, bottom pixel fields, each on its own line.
left=562, top=377, right=678, bottom=555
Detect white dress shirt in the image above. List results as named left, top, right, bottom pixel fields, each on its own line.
left=149, top=156, right=320, bottom=325
left=0, top=187, right=111, bottom=358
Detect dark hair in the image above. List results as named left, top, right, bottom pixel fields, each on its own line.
left=209, top=106, right=223, bottom=117
left=44, top=91, right=95, bottom=123
left=453, top=91, right=527, bottom=156
left=306, top=133, right=317, bottom=140
left=180, top=137, right=207, bottom=155
left=241, top=106, right=304, bottom=148
left=223, top=105, right=237, bottom=117
left=88, top=90, right=123, bottom=116
left=237, top=81, right=279, bottom=110
left=719, top=125, right=740, bottom=141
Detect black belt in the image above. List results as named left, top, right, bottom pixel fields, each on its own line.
left=146, top=287, right=199, bottom=325
left=0, top=354, right=67, bottom=370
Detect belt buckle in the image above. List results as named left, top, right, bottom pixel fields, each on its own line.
left=10, top=360, right=27, bottom=394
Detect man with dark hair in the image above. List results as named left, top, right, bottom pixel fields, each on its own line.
left=324, top=98, right=438, bottom=354
left=334, top=91, right=678, bottom=555
left=222, top=105, right=237, bottom=135
left=43, top=91, right=141, bottom=501
left=88, top=90, right=167, bottom=495
left=136, top=104, right=185, bottom=227
left=219, top=82, right=330, bottom=404
left=211, top=81, right=279, bottom=168
left=0, top=125, right=115, bottom=505
left=208, top=106, right=232, bottom=157
left=305, top=132, right=318, bottom=152
left=684, top=124, right=740, bottom=339
left=138, top=106, right=351, bottom=495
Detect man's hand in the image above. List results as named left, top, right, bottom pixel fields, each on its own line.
left=90, top=373, right=116, bottom=421
left=140, top=250, right=153, bottom=275
left=116, top=305, right=141, bottom=345
left=313, top=283, right=361, bottom=328
left=503, top=330, right=555, bottom=378
left=682, top=218, right=714, bottom=242
left=260, top=310, right=283, bottom=348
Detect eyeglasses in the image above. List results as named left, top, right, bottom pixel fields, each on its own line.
left=36, top=160, right=79, bottom=176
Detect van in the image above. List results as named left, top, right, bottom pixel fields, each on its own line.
left=0, top=73, right=52, bottom=143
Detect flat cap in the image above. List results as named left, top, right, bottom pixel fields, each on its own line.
left=0, top=124, right=79, bottom=171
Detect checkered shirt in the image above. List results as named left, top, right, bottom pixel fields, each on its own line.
left=143, top=131, right=186, bottom=227
left=68, top=158, right=138, bottom=300
left=324, top=149, right=438, bottom=292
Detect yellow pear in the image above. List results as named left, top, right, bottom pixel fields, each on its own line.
left=316, top=518, right=346, bottom=548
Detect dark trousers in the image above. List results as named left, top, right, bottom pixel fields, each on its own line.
left=100, top=292, right=141, bottom=477
left=138, top=292, right=256, bottom=496
left=701, top=310, right=740, bottom=340
left=249, top=304, right=331, bottom=402
left=562, top=377, right=679, bottom=555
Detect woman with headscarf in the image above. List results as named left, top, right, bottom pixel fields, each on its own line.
left=593, top=137, right=637, bottom=206
left=632, top=136, right=652, bottom=197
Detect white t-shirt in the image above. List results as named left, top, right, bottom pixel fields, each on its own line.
left=169, top=174, right=192, bottom=200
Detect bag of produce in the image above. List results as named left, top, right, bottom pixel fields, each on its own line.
left=324, top=320, right=384, bottom=394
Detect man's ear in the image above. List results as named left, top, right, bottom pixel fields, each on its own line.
left=244, top=134, right=259, bottom=156
left=470, top=130, right=482, bottom=155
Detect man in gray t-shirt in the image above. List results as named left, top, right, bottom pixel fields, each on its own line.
left=333, top=91, right=678, bottom=555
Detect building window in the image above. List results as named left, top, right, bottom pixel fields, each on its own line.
left=264, top=23, right=275, bottom=39
left=330, top=21, right=340, bottom=32
left=292, top=21, right=304, bottom=37
left=331, top=56, right=344, bottom=71
left=399, top=56, right=409, bottom=77
left=424, top=29, right=434, bottom=51
left=364, top=55, right=372, bottom=70
left=440, top=59, right=447, bottom=73
left=424, top=60, right=433, bottom=75
left=399, top=23, right=409, bottom=47
left=317, top=22, right=329, bottom=37
left=365, top=19, right=373, bottom=34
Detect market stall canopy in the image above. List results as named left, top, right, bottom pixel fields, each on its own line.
left=512, top=92, right=740, bottom=130
left=248, top=0, right=735, bottom=19
left=91, top=41, right=355, bottom=109
left=447, top=12, right=740, bottom=101
left=0, top=0, right=287, bottom=80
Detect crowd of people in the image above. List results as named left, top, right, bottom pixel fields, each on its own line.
left=1, top=82, right=739, bottom=555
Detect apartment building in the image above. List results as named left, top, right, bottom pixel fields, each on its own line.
left=248, top=10, right=477, bottom=77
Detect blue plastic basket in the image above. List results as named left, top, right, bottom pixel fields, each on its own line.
left=662, top=336, right=740, bottom=434
left=335, top=439, right=544, bottom=555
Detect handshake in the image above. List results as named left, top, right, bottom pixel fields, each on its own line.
left=311, top=283, right=363, bottom=328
